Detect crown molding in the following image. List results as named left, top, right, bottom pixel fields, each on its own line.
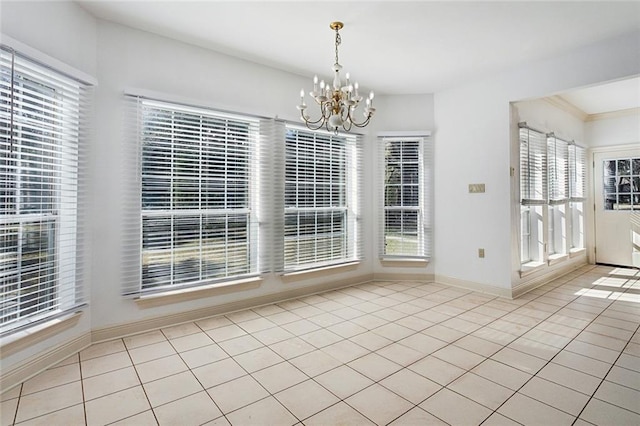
left=543, top=95, right=589, bottom=121
left=543, top=96, right=640, bottom=123
left=585, top=107, right=640, bottom=122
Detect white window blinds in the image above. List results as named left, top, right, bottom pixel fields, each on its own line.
left=519, top=126, right=547, bottom=205
left=569, top=144, right=587, bottom=201
left=379, top=136, right=431, bottom=258
left=547, top=134, right=569, bottom=204
left=282, top=125, right=361, bottom=272
left=123, top=96, right=265, bottom=296
left=519, top=122, right=587, bottom=263
left=0, top=46, right=90, bottom=335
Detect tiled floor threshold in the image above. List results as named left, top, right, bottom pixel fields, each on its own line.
left=1, top=264, right=639, bottom=425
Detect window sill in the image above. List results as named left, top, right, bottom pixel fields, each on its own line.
left=569, top=248, right=586, bottom=258
left=519, top=261, right=546, bottom=278
left=380, top=258, right=429, bottom=268
left=0, top=311, right=83, bottom=358
left=548, top=254, right=568, bottom=266
left=281, top=261, right=360, bottom=283
left=135, top=277, right=263, bottom=309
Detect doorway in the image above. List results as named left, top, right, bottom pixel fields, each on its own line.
left=594, top=147, right=640, bottom=267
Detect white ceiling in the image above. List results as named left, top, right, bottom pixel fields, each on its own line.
left=559, top=77, right=640, bottom=115
left=76, top=0, right=640, bottom=109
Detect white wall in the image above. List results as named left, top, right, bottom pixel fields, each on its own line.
left=514, top=99, right=585, bottom=143
left=586, top=111, right=640, bottom=148
left=0, top=0, right=97, bottom=372
left=2, top=0, right=639, bottom=378
left=434, top=31, right=640, bottom=291
left=369, top=94, right=436, bottom=276
left=91, top=21, right=381, bottom=331
left=0, top=0, right=97, bottom=77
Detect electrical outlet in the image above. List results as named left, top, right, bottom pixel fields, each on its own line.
left=469, top=183, right=485, bottom=193
left=478, top=248, right=485, bottom=258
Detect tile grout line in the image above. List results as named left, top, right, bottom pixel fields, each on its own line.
left=481, top=268, right=636, bottom=425
left=123, top=337, right=161, bottom=426
left=190, top=314, right=302, bottom=425
left=8, top=264, right=637, bottom=426
left=570, top=320, right=640, bottom=424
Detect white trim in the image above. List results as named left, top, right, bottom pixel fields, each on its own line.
left=514, top=257, right=588, bottom=298
left=586, top=107, right=640, bottom=122
left=548, top=253, right=569, bottom=266
left=374, top=272, right=434, bottom=281
left=93, top=272, right=372, bottom=343
left=543, top=96, right=589, bottom=121
left=520, top=261, right=546, bottom=278
left=0, top=312, right=83, bottom=357
left=0, top=331, right=91, bottom=392
left=570, top=247, right=587, bottom=258
left=435, top=275, right=513, bottom=298
left=379, top=258, right=430, bottom=267
left=1, top=34, right=97, bottom=85
left=135, top=277, right=264, bottom=309
left=123, top=87, right=270, bottom=120
left=281, top=261, right=360, bottom=283
left=589, top=143, right=640, bottom=154
left=377, top=130, right=432, bottom=138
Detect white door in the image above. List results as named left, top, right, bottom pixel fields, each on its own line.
left=594, top=147, right=640, bottom=267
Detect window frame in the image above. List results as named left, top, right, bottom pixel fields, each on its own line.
left=519, top=123, right=586, bottom=269
left=125, top=96, right=263, bottom=297
left=379, top=136, right=430, bottom=260
left=282, top=125, right=361, bottom=273
left=0, top=45, right=89, bottom=336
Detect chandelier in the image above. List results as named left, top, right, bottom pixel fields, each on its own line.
left=297, top=21, right=375, bottom=134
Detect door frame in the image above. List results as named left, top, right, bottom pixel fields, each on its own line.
left=589, top=144, right=640, bottom=265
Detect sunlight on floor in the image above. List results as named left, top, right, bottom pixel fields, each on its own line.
left=575, top=267, right=640, bottom=303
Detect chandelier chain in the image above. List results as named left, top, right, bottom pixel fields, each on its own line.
left=334, top=30, right=341, bottom=65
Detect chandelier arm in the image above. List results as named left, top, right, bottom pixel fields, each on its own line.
left=350, top=116, right=372, bottom=128
left=302, top=114, right=330, bottom=131
left=346, top=108, right=373, bottom=128
left=301, top=113, right=327, bottom=126
left=301, top=100, right=335, bottom=126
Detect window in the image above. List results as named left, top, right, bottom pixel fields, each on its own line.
left=125, top=97, right=261, bottom=295
left=519, top=126, right=547, bottom=264
left=547, top=135, right=569, bottom=256
left=603, top=157, right=639, bottom=211
left=283, top=126, right=361, bottom=271
left=569, top=144, right=586, bottom=250
left=379, top=136, right=431, bottom=258
left=0, top=47, right=89, bottom=334
left=519, top=124, right=586, bottom=267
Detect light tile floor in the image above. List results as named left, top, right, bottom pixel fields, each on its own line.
left=2, top=264, right=639, bottom=425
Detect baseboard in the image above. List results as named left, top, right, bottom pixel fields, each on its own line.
left=92, top=273, right=373, bottom=343
left=512, top=258, right=588, bottom=298
left=434, top=275, right=513, bottom=298
left=373, top=272, right=434, bottom=282
left=0, top=332, right=91, bottom=392
left=1, top=312, right=83, bottom=358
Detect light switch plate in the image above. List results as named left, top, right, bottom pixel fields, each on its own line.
left=469, top=183, right=485, bottom=193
